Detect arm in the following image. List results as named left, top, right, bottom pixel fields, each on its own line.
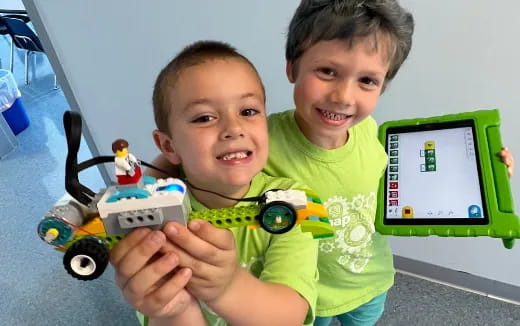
left=149, top=301, right=207, bottom=326
left=128, top=153, right=140, bottom=167
left=145, top=154, right=180, bottom=178
left=114, top=156, right=132, bottom=173
left=163, top=220, right=317, bottom=326
left=207, top=267, right=308, bottom=326
left=205, top=222, right=316, bottom=326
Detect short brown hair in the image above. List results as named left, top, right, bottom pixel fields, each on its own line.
left=286, top=0, right=414, bottom=86
left=152, top=40, right=265, bottom=134
left=112, top=138, right=128, bottom=153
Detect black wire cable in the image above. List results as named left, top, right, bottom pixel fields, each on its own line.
left=63, top=109, right=264, bottom=206
left=184, top=179, right=263, bottom=202
left=140, top=161, right=170, bottom=176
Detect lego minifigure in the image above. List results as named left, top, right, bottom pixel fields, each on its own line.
left=112, top=139, right=142, bottom=185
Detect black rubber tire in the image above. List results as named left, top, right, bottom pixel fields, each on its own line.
left=259, top=201, right=297, bottom=234
left=63, top=237, right=109, bottom=281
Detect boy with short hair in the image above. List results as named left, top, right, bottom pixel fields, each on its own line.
left=148, top=1, right=515, bottom=325
left=271, top=1, right=513, bottom=325
left=268, top=1, right=414, bottom=324
left=111, top=41, right=319, bottom=326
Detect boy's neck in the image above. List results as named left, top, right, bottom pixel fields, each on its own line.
left=188, top=182, right=252, bottom=209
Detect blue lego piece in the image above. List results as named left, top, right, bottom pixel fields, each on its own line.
left=106, top=188, right=150, bottom=203
left=156, top=183, right=185, bottom=194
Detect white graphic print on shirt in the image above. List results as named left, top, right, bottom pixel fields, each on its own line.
left=319, top=193, right=376, bottom=273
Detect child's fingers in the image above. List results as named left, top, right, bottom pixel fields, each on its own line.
left=500, top=147, right=512, bottom=158
left=123, top=252, right=180, bottom=299
left=143, top=268, right=193, bottom=313
left=158, top=238, right=179, bottom=255
left=507, top=156, right=514, bottom=177
left=499, top=147, right=514, bottom=177
left=163, top=222, right=222, bottom=264
left=110, top=228, right=152, bottom=266
left=114, top=231, right=167, bottom=287
left=188, top=219, right=235, bottom=251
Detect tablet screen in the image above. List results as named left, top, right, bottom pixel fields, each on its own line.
left=383, top=120, right=488, bottom=225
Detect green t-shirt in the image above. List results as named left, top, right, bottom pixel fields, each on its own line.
left=138, top=172, right=318, bottom=326
left=265, top=110, right=394, bottom=316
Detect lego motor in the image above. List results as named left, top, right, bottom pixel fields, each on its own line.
left=37, top=196, right=90, bottom=246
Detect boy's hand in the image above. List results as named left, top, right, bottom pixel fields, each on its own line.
left=163, top=220, right=238, bottom=304
left=499, top=147, right=515, bottom=178
left=110, top=228, right=195, bottom=319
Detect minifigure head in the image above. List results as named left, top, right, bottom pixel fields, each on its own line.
left=285, top=0, right=414, bottom=148
left=112, top=138, right=129, bottom=157
left=152, top=41, right=268, bottom=203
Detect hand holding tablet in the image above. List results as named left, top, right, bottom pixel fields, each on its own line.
left=375, top=109, right=519, bottom=249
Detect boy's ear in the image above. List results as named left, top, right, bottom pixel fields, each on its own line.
left=286, top=61, right=295, bottom=83
left=152, top=129, right=182, bottom=165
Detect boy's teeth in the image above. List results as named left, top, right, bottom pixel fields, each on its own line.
left=320, top=109, right=350, bottom=121
left=221, top=151, right=248, bottom=160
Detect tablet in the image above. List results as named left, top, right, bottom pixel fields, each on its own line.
left=375, top=109, right=519, bottom=248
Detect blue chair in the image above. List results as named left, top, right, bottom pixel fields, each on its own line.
left=0, top=14, right=30, bottom=72
left=1, top=16, right=57, bottom=88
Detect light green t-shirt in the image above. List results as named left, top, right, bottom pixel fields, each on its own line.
left=138, top=172, right=318, bottom=326
left=265, top=110, right=393, bottom=316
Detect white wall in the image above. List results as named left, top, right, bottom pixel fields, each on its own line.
left=24, top=0, right=299, bottom=166
left=2, top=0, right=25, bottom=10
left=24, top=0, right=520, bottom=287
left=376, top=0, right=520, bottom=286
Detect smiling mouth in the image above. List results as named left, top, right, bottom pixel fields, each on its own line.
left=217, top=151, right=252, bottom=161
left=317, top=108, right=353, bottom=121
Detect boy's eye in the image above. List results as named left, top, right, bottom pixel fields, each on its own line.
left=317, top=68, right=336, bottom=78
left=360, top=77, right=379, bottom=86
left=191, top=115, right=216, bottom=123
left=241, top=108, right=260, bottom=117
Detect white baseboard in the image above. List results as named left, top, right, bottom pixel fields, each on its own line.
left=394, top=255, right=520, bottom=305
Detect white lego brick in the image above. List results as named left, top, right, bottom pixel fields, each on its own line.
left=97, top=179, right=187, bottom=219
left=265, top=189, right=307, bottom=209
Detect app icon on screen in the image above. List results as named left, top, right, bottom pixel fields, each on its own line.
left=402, top=206, right=414, bottom=218
left=468, top=205, right=482, bottom=218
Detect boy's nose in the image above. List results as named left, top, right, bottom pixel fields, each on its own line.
left=220, top=119, right=245, bottom=140
left=330, top=80, right=355, bottom=107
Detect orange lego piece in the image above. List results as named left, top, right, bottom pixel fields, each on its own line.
left=297, top=202, right=328, bottom=221
left=75, top=217, right=106, bottom=236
